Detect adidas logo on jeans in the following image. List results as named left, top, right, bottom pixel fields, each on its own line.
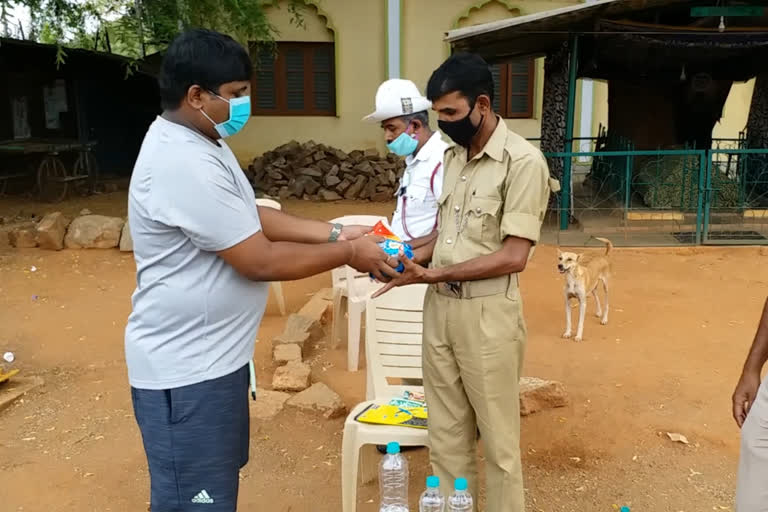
left=191, top=490, right=214, bottom=504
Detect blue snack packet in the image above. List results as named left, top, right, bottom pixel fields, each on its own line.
left=367, top=221, right=414, bottom=279
left=378, top=238, right=414, bottom=273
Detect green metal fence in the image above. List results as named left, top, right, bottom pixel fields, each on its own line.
left=543, top=149, right=706, bottom=246
left=702, top=148, right=768, bottom=245
left=543, top=147, right=768, bottom=247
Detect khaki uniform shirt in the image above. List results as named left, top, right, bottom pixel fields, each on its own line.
left=432, top=117, right=552, bottom=272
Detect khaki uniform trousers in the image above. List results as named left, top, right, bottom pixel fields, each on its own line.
left=422, top=284, right=527, bottom=512
left=737, top=377, right=768, bottom=511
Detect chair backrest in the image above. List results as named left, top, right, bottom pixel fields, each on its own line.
left=365, top=283, right=427, bottom=400
left=330, top=215, right=388, bottom=226
left=330, top=215, right=388, bottom=298
left=255, top=198, right=282, bottom=210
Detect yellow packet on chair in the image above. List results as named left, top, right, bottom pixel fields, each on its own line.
left=0, top=368, right=19, bottom=384
left=355, top=404, right=428, bottom=429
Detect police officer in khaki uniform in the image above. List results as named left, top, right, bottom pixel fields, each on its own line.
left=374, top=53, right=556, bottom=512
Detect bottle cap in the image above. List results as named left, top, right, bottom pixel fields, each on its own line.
left=455, top=478, right=468, bottom=491
left=620, top=508, right=630, bottom=512
left=386, top=442, right=401, bottom=454
left=426, top=476, right=439, bottom=488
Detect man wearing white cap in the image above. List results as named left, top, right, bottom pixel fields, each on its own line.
left=364, top=79, right=448, bottom=245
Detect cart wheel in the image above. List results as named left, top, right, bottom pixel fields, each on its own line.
left=74, top=151, right=99, bottom=182
left=74, top=151, right=99, bottom=194
left=37, top=155, right=68, bottom=203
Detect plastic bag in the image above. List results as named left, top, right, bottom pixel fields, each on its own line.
left=368, top=221, right=414, bottom=276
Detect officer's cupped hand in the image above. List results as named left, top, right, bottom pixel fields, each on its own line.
left=347, top=236, right=400, bottom=282
left=372, top=250, right=427, bottom=298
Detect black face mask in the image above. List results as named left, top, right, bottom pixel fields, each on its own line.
left=438, top=102, right=484, bottom=148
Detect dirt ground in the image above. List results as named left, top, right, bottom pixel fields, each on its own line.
left=0, top=192, right=763, bottom=512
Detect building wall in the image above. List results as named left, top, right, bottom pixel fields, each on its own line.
left=406, top=0, right=577, bottom=140
left=229, top=0, right=584, bottom=164
left=713, top=79, right=754, bottom=141
left=228, top=0, right=387, bottom=163
left=228, top=0, right=754, bottom=165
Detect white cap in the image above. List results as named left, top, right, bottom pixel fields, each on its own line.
left=363, top=79, right=432, bottom=122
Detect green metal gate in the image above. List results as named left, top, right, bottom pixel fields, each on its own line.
left=545, top=148, right=708, bottom=246
left=702, top=148, right=768, bottom=245
left=542, top=147, right=768, bottom=246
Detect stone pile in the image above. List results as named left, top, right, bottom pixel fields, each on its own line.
left=247, top=140, right=404, bottom=202
left=251, top=288, right=347, bottom=421
left=7, top=209, right=132, bottom=252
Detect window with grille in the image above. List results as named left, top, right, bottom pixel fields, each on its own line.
left=490, top=59, right=535, bottom=119
left=251, top=42, right=336, bottom=116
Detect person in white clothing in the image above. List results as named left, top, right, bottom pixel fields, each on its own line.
left=364, top=79, right=449, bottom=247
left=733, top=296, right=768, bottom=510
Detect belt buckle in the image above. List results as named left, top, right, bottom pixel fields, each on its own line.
left=445, top=281, right=462, bottom=298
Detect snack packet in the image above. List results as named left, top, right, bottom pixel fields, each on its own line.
left=388, top=397, right=427, bottom=409
left=403, top=390, right=425, bottom=402
left=368, top=221, right=414, bottom=275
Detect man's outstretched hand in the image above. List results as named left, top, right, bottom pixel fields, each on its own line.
left=372, top=251, right=432, bottom=298
left=348, top=236, right=400, bottom=282
left=733, top=370, right=761, bottom=428
left=338, top=225, right=372, bottom=241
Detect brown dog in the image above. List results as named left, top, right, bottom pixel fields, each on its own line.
left=557, top=238, right=613, bottom=342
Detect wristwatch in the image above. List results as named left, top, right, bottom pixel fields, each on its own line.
left=328, top=223, right=343, bottom=242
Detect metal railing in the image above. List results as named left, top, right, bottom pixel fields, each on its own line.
left=543, top=149, right=707, bottom=246
left=540, top=147, right=768, bottom=246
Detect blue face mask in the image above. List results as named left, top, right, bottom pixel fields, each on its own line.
left=202, top=92, right=251, bottom=138
left=386, top=126, right=419, bottom=156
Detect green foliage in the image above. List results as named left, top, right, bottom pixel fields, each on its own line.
left=1, top=0, right=305, bottom=63
left=634, top=155, right=743, bottom=209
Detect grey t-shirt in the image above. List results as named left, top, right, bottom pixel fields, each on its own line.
left=125, top=116, right=267, bottom=390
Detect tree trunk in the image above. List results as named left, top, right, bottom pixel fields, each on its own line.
left=747, top=72, right=768, bottom=148
left=541, top=41, right=571, bottom=210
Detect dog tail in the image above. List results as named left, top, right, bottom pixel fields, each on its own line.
left=594, top=237, right=613, bottom=256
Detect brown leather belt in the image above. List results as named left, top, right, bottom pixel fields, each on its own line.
left=433, top=275, right=512, bottom=299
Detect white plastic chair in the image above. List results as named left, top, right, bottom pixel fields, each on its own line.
left=255, top=197, right=286, bottom=316
left=341, top=283, right=429, bottom=512
left=329, top=215, right=388, bottom=372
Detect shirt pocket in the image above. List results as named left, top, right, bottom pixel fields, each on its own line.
left=405, top=182, right=432, bottom=204
left=466, top=195, right=502, bottom=244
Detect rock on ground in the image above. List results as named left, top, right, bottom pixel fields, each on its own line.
left=297, top=288, right=333, bottom=327
left=8, top=223, right=38, bottom=248
left=249, top=389, right=291, bottom=420
left=272, top=314, right=324, bottom=351
left=286, top=382, right=347, bottom=419
left=272, top=361, right=312, bottom=392
left=64, top=215, right=125, bottom=249
left=36, top=212, right=70, bottom=251
left=119, top=219, right=133, bottom=252
left=519, top=377, right=569, bottom=416
left=319, top=189, right=342, bottom=201
left=273, top=344, right=302, bottom=365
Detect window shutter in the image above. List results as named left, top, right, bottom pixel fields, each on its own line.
left=490, top=64, right=502, bottom=114
left=285, top=48, right=305, bottom=111
left=507, top=58, right=533, bottom=118
left=254, top=48, right=276, bottom=110
left=250, top=41, right=335, bottom=116
left=312, top=45, right=334, bottom=112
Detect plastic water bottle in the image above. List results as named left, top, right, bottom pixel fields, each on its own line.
left=379, top=442, right=409, bottom=512
left=446, top=478, right=473, bottom=512
left=419, top=475, right=445, bottom=512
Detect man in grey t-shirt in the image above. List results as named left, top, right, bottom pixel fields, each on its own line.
left=126, top=29, right=396, bottom=511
